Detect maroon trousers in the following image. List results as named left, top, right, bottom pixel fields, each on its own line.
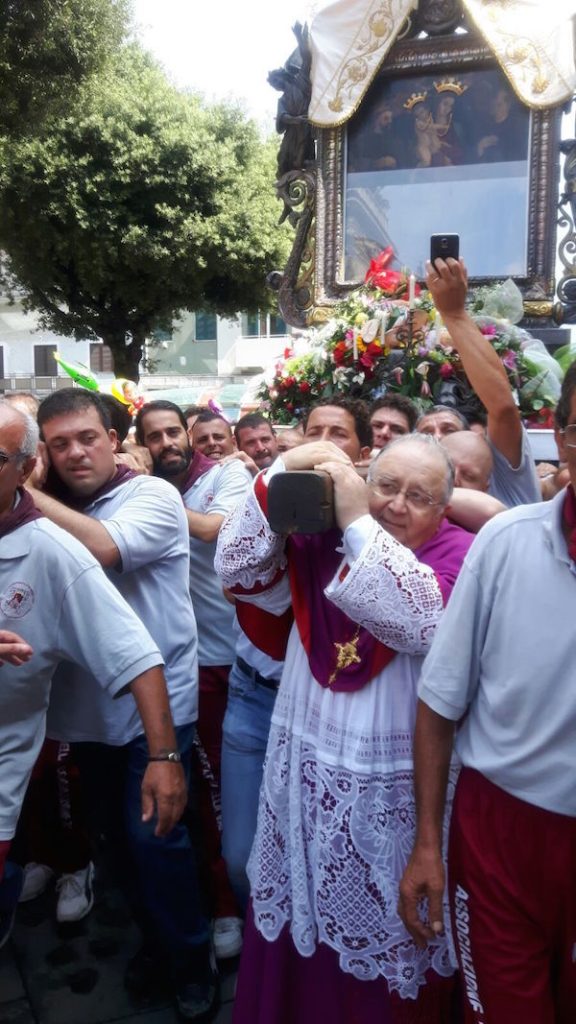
left=449, top=768, right=576, bottom=1024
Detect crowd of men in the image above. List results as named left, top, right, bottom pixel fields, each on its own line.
left=1, top=258, right=575, bottom=1023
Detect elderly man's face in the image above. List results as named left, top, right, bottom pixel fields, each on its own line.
left=0, top=407, right=36, bottom=518
left=368, top=441, right=448, bottom=550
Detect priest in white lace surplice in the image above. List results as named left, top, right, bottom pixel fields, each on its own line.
left=215, top=423, right=474, bottom=1024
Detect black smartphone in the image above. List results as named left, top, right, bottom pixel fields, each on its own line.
left=430, top=233, right=459, bottom=266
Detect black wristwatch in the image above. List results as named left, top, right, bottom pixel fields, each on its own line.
left=148, top=751, right=182, bottom=763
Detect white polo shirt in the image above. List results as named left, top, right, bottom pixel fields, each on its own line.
left=183, top=460, right=251, bottom=667
left=48, top=475, right=198, bottom=745
left=0, top=516, right=163, bottom=839
left=419, top=489, right=576, bottom=815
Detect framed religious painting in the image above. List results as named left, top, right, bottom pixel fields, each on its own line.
left=313, top=33, right=563, bottom=309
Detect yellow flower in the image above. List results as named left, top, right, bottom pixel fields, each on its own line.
left=354, top=313, right=368, bottom=327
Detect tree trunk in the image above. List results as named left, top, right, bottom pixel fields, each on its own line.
left=102, top=332, right=144, bottom=383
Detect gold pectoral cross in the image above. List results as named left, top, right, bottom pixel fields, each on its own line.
left=328, top=627, right=362, bottom=686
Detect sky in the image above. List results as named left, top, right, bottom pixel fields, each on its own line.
left=131, top=0, right=320, bottom=129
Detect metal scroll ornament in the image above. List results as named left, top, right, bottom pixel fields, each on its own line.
left=275, top=169, right=317, bottom=329
left=557, top=129, right=576, bottom=324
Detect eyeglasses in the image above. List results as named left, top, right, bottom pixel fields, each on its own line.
left=369, top=477, right=443, bottom=510
left=560, top=424, right=576, bottom=449
left=0, top=452, right=22, bottom=472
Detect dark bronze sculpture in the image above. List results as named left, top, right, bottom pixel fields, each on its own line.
left=268, top=22, right=315, bottom=184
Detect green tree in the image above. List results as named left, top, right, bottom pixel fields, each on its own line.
left=0, top=0, right=130, bottom=135
left=0, top=47, right=291, bottom=379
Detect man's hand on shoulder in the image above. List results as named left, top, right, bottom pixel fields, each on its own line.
left=220, top=450, right=259, bottom=477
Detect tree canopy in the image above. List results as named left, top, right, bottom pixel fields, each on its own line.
left=0, top=0, right=130, bottom=135
left=0, top=46, right=291, bottom=379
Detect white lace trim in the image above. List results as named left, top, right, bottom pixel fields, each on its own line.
left=326, top=520, right=444, bottom=654
left=215, top=488, right=287, bottom=591
left=271, top=632, right=423, bottom=774
left=248, top=723, right=457, bottom=999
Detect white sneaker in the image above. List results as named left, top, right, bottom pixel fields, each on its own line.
left=56, top=862, right=95, bottom=923
left=19, top=863, right=55, bottom=903
left=212, top=916, right=243, bottom=959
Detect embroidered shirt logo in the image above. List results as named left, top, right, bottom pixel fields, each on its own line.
left=1, top=581, right=35, bottom=619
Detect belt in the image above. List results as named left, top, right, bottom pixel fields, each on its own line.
left=235, top=655, right=280, bottom=692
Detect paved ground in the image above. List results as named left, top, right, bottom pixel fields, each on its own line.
left=0, top=877, right=237, bottom=1024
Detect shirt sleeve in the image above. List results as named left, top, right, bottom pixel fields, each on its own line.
left=325, top=516, right=445, bottom=654
left=418, top=557, right=489, bottom=720
left=99, top=479, right=187, bottom=574
left=56, top=562, right=164, bottom=697
left=207, top=462, right=252, bottom=518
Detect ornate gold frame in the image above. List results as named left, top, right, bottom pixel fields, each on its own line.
left=278, top=31, right=564, bottom=327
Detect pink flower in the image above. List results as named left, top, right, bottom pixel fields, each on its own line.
left=420, top=381, right=432, bottom=398
left=480, top=324, right=497, bottom=337
left=501, top=349, right=517, bottom=370
left=439, top=362, right=454, bottom=379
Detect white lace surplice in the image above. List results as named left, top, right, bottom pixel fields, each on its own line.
left=215, top=489, right=457, bottom=1000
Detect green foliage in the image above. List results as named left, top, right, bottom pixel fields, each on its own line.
left=0, top=0, right=130, bottom=135
left=0, top=45, right=291, bottom=378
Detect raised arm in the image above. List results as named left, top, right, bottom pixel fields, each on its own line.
left=428, top=258, right=523, bottom=467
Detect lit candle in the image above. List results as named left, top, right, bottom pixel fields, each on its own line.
left=434, top=308, right=443, bottom=339
left=380, top=311, right=388, bottom=344
left=408, top=274, right=416, bottom=310
left=353, top=328, right=358, bottom=362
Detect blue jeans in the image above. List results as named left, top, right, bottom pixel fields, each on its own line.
left=74, top=722, right=209, bottom=968
left=220, top=659, right=278, bottom=911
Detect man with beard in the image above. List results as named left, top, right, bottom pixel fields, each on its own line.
left=136, top=400, right=251, bottom=959
left=234, top=414, right=279, bottom=472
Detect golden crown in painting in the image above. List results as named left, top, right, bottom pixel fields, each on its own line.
left=403, top=91, right=428, bottom=110
left=433, top=78, right=468, bottom=96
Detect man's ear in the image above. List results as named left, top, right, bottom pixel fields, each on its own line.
left=18, top=453, right=41, bottom=486
left=359, top=445, right=372, bottom=461
left=108, top=428, right=119, bottom=453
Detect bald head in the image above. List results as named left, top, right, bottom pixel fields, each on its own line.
left=0, top=402, right=40, bottom=517
left=0, top=400, right=39, bottom=456
left=441, top=430, right=493, bottom=492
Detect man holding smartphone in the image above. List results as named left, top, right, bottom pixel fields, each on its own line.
left=418, top=254, right=541, bottom=507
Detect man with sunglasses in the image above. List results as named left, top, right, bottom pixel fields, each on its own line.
left=0, top=400, right=186, bottom=949
left=400, top=360, right=576, bottom=1022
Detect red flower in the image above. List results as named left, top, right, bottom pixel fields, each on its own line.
left=333, top=341, right=349, bottom=366
left=299, top=381, right=311, bottom=393
left=439, top=362, right=454, bottom=379
left=364, top=247, right=394, bottom=285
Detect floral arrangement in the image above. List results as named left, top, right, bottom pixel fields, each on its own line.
left=258, top=249, right=565, bottom=427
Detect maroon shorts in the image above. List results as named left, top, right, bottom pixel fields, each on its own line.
left=448, top=767, right=576, bottom=1024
